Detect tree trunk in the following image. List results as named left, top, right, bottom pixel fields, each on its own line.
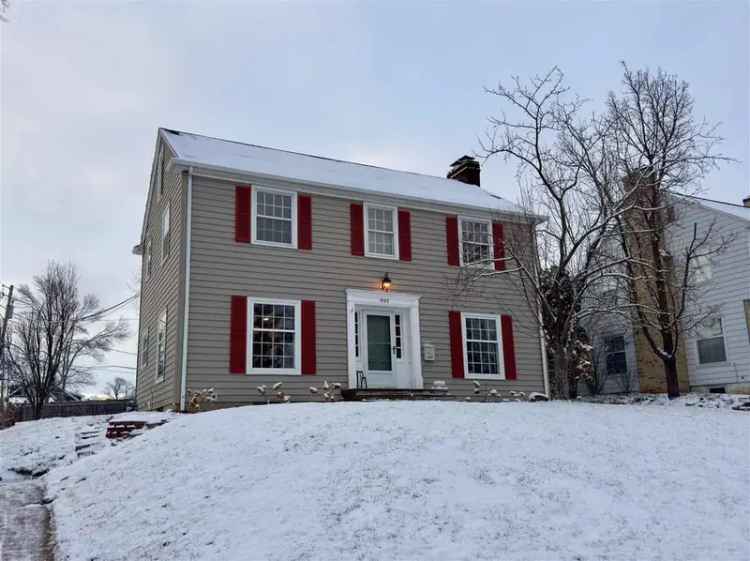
left=664, top=354, right=680, bottom=399
left=660, top=328, right=680, bottom=399
left=551, top=350, right=570, bottom=399
left=32, top=397, right=44, bottom=420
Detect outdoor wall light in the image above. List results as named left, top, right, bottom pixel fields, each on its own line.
left=381, top=272, right=392, bottom=292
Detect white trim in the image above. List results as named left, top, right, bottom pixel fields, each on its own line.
left=461, top=312, right=506, bottom=380
left=363, top=203, right=399, bottom=260
left=345, top=289, right=422, bottom=389
left=246, top=297, right=302, bottom=375
left=179, top=168, right=193, bottom=411
left=251, top=186, right=298, bottom=249
left=457, top=215, right=494, bottom=269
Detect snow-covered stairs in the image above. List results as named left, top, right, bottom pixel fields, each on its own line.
left=73, top=419, right=109, bottom=459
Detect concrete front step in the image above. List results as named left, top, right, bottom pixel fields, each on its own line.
left=341, top=389, right=452, bottom=401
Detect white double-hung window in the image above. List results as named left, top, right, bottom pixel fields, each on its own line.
left=462, top=313, right=503, bottom=378
left=249, top=299, right=301, bottom=374
left=252, top=188, right=297, bottom=247
left=459, top=217, right=493, bottom=266
left=697, top=317, right=727, bottom=364
left=365, top=204, right=398, bottom=259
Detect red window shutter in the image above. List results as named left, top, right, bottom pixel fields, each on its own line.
left=446, top=216, right=459, bottom=266
left=298, top=194, right=313, bottom=250
left=449, top=310, right=465, bottom=378
left=350, top=203, right=364, bottom=256
left=493, top=222, right=505, bottom=271
left=501, top=315, right=517, bottom=380
left=235, top=185, right=251, bottom=243
left=398, top=209, right=412, bottom=261
left=301, top=300, right=316, bottom=374
left=229, top=296, right=247, bottom=374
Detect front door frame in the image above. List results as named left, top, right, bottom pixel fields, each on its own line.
left=346, top=289, right=423, bottom=390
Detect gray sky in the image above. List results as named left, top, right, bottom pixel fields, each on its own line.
left=2, top=1, right=748, bottom=393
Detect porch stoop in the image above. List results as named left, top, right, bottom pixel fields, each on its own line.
left=340, top=388, right=453, bottom=401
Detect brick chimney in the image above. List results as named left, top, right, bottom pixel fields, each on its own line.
left=743, top=195, right=750, bottom=208
left=447, top=155, right=480, bottom=186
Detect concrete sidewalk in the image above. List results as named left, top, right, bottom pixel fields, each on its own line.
left=0, top=481, right=53, bottom=561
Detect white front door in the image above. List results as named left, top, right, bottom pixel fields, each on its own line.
left=362, top=310, right=404, bottom=388
left=346, top=289, right=423, bottom=391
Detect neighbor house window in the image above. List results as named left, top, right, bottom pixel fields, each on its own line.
left=156, top=309, right=167, bottom=381
left=161, top=205, right=171, bottom=261
left=693, top=254, right=713, bottom=284
left=604, top=335, right=627, bottom=375
left=145, top=238, right=153, bottom=279
left=459, top=218, right=493, bottom=266
left=249, top=299, right=301, bottom=374
left=697, top=317, right=727, bottom=364
left=142, top=326, right=151, bottom=369
left=252, top=188, right=297, bottom=247
left=462, top=313, right=502, bottom=378
left=365, top=204, right=398, bottom=259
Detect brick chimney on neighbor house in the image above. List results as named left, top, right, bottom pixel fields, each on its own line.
left=447, top=155, right=480, bottom=186
left=743, top=195, right=750, bottom=208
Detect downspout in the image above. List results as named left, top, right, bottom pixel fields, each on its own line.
left=179, top=167, right=193, bottom=411
left=538, top=308, right=550, bottom=397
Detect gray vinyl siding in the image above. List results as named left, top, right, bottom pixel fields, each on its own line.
left=670, top=201, right=750, bottom=389
left=135, top=141, right=185, bottom=410
left=185, top=174, right=545, bottom=404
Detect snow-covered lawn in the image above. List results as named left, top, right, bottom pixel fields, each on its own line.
left=40, top=401, right=749, bottom=561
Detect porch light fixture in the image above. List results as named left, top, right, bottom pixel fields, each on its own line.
left=381, top=272, right=392, bottom=292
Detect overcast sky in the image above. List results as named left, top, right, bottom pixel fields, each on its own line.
left=1, top=1, right=748, bottom=394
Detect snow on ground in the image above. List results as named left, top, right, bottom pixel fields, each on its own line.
left=109, top=410, right=177, bottom=424
left=45, top=401, right=749, bottom=561
left=581, top=392, right=750, bottom=410
left=0, top=416, right=108, bottom=481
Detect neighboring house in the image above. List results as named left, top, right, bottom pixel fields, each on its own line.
left=133, top=129, right=548, bottom=410
left=589, top=194, right=750, bottom=395
left=671, top=195, right=750, bottom=393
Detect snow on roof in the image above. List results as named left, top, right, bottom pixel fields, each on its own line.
left=161, top=129, right=526, bottom=215
left=683, top=194, right=750, bottom=222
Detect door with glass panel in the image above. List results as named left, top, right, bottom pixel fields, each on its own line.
left=362, top=310, right=404, bottom=388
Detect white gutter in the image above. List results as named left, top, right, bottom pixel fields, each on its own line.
left=179, top=167, right=193, bottom=411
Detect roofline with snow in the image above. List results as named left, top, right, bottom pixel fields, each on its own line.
left=167, top=156, right=544, bottom=223
left=676, top=193, right=750, bottom=223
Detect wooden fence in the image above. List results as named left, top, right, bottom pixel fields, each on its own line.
left=12, top=399, right=135, bottom=423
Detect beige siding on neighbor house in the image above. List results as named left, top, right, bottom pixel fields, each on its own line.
left=184, top=174, right=545, bottom=404
left=135, top=141, right=185, bottom=410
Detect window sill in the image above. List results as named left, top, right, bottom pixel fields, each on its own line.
left=251, top=240, right=298, bottom=250
left=464, top=374, right=507, bottom=381
left=246, top=370, right=301, bottom=376
left=364, top=251, right=399, bottom=261
left=697, top=361, right=731, bottom=369
left=154, top=376, right=165, bottom=384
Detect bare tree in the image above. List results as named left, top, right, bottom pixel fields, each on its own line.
left=472, top=68, right=634, bottom=398
left=106, top=376, right=134, bottom=400
left=604, top=64, right=731, bottom=398
left=7, top=262, right=130, bottom=418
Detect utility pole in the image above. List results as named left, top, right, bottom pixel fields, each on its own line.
left=0, top=285, right=14, bottom=416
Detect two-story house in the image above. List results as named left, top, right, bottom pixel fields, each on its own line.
left=133, top=129, right=548, bottom=410
left=588, top=194, right=750, bottom=395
